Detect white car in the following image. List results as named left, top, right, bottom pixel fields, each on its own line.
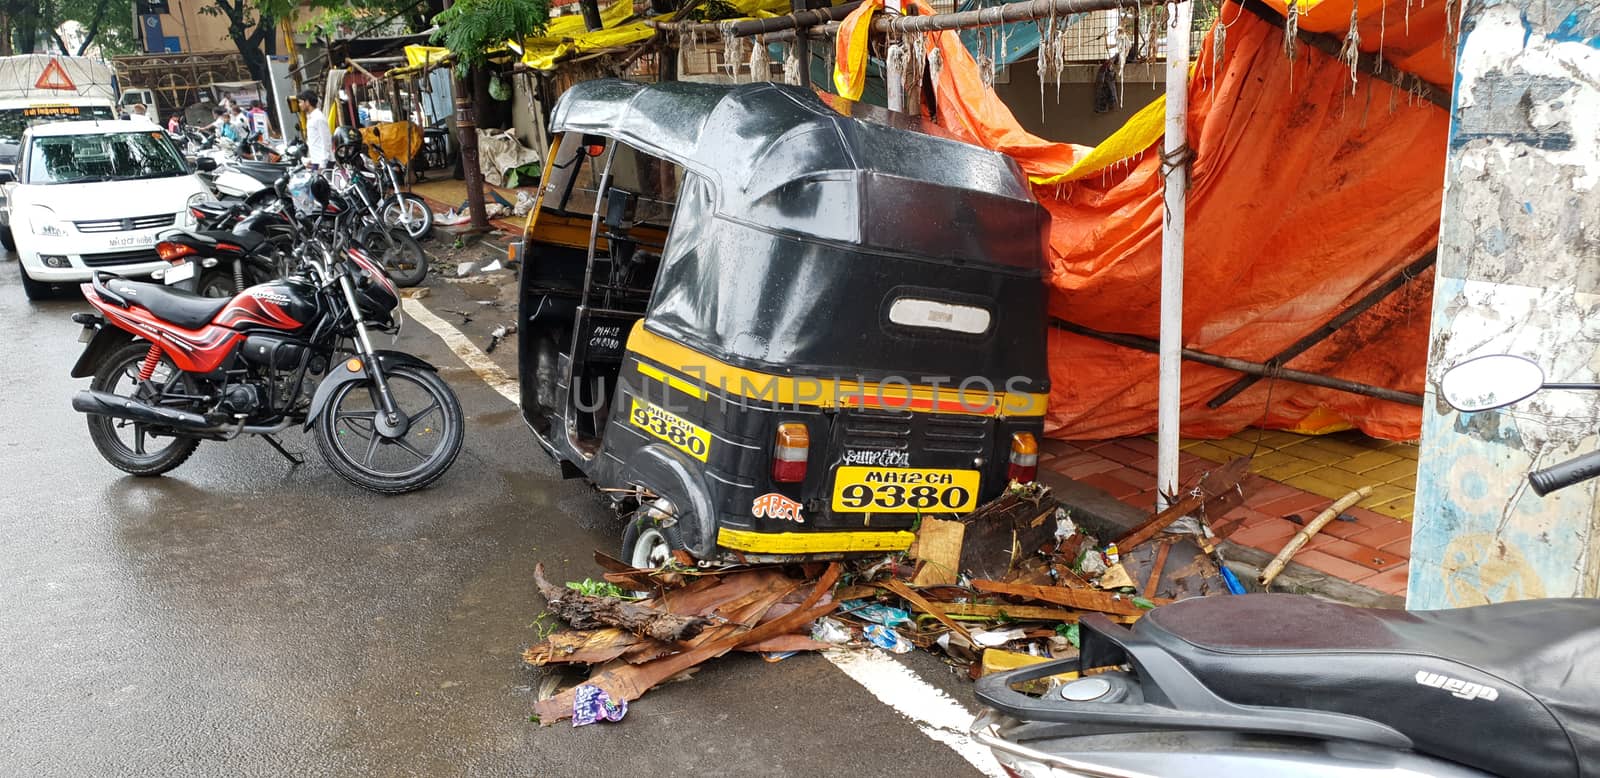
left=2, top=120, right=209, bottom=300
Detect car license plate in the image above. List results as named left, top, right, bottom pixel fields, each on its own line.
left=628, top=397, right=710, bottom=461
left=108, top=234, right=155, bottom=248
left=163, top=260, right=195, bottom=285
left=832, top=467, right=981, bottom=513
left=77, top=325, right=95, bottom=344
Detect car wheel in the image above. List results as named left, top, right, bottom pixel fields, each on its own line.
left=621, top=498, right=687, bottom=576
left=18, top=262, right=52, bottom=300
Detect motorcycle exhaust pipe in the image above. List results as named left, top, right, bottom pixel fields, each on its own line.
left=71, top=390, right=218, bottom=430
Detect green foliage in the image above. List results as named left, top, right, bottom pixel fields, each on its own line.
left=1054, top=622, right=1080, bottom=648
left=682, top=0, right=738, bottom=22
left=1131, top=596, right=1156, bottom=610
left=431, top=0, right=551, bottom=75
left=565, top=578, right=626, bottom=598
left=505, top=162, right=542, bottom=189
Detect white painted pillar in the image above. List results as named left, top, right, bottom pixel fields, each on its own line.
left=1410, top=0, right=1600, bottom=607
left=1156, top=0, right=1192, bottom=509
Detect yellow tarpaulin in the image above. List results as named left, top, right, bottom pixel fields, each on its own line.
left=359, top=120, right=425, bottom=164
left=520, top=0, right=793, bottom=71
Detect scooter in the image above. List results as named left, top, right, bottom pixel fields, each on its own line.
left=973, top=353, right=1600, bottom=778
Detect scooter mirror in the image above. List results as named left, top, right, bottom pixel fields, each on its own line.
left=1441, top=354, right=1545, bottom=412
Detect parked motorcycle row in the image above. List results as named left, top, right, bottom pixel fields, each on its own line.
left=67, top=133, right=464, bottom=494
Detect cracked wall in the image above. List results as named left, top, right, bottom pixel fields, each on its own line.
left=1410, top=0, right=1600, bottom=607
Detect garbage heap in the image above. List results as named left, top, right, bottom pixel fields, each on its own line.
left=526, top=460, right=1252, bottom=725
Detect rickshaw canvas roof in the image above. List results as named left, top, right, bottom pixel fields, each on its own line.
left=549, top=79, right=1047, bottom=269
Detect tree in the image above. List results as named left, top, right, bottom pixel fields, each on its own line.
left=197, top=0, right=287, bottom=83
left=431, top=0, right=550, bottom=230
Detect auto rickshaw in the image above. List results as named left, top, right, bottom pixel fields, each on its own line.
left=514, top=78, right=1051, bottom=568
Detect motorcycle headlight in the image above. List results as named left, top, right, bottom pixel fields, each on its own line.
left=29, top=205, right=69, bottom=237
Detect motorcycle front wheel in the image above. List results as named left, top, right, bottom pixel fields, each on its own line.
left=381, top=194, right=433, bottom=240
left=313, top=365, right=463, bottom=494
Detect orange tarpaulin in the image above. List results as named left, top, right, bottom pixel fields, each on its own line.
left=842, top=0, right=1454, bottom=441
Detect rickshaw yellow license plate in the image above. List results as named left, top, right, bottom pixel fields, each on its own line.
left=629, top=397, right=711, bottom=461
left=831, top=467, right=981, bottom=513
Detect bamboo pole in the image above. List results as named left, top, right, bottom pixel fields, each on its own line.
left=1156, top=0, right=1192, bottom=509
left=1258, top=486, right=1374, bottom=588
left=1051, top=319, right=1427, bottom=406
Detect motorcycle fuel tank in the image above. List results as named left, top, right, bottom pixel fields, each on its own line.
left=214, top=278, right=319, bottom=333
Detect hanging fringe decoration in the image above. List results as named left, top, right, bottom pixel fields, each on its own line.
left=749, top=38, right=771, bottom=82
left=1339, top=1, right=1361, bottom=93
left=783, top=41, right=802, bottom=85
left=1283, top=0, right=1299, bottom=63
left=721, top=21, right=741, bottom=82
left=1210, top=9, right=1226, bottom=88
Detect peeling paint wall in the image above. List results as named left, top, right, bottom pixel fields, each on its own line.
left=1411, top=0, right=1600, bottom=608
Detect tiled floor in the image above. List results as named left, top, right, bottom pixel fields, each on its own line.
left=1182, top=430, right=1419, bottom=520
left=1039, top=435, right=1415, bottom=599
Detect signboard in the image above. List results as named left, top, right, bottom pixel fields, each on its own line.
left=141, top=15, right=165, bottom=54
left=21, top=104, right=89, bottom=119
left=34, top=59, right=76, bottom=91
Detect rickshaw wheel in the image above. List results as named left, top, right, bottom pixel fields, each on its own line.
left=622, top=499, right=684, bottom=572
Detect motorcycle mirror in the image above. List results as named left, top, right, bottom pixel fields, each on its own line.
left=1441, top=354, right=1545, bottom=412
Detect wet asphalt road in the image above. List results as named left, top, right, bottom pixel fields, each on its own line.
left=0, top=255, right=984, bottom=777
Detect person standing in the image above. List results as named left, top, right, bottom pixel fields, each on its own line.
left=300, top=90, right=333, bottom=168
left=248, top=100, right=270, bottom=143
left=167, top=113, right=182, bottom=134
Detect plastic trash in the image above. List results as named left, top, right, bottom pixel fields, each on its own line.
left=972, top=628, right=1028, bottom=647
left=840, top=600, right=912, bottom=627
left=571, top=684, right=627, bottom=727
left=811, top=617, right=852, bottom=644
left=864, top=624, right=913, bottom=654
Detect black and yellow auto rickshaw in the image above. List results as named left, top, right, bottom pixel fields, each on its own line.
left=514, top=78, right=1050, bottom=567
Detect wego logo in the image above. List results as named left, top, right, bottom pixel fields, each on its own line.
left=751, top=492, right=804, bottom=524
left=1415, top=671, right=1499, bottom=701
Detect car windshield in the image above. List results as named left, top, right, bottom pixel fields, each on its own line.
left=25, top=130, right=186, bottom=184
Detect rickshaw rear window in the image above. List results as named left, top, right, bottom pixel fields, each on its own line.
left=545, top=137, right=678, bottom=227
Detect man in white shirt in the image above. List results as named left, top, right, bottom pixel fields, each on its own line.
left=299, top=90, right=333, bottom=168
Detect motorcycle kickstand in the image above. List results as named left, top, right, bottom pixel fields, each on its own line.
left=261, top=434, right=305, bottom=467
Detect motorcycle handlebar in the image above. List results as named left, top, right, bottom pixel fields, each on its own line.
left=1529, top=450, right=1600, bottom=496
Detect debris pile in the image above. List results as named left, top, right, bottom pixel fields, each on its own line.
left=525, top=460, right=1254, bottom=723
left=526, top=561, right=841, bottom=724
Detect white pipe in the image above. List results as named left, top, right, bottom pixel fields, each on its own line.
left=1156, top=0, right=1192, bottom=510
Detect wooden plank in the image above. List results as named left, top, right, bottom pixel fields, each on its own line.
left=879, top=578, right=975, bottom=645
left=970, top=579, right=1165, bottom=617
left=1115, top=456, right=1250, bottom=550
left=910, top=517, right=965, bottom=586
left=919, top=601, right=1137, bottom=625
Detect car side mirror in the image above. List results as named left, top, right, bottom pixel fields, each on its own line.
left=195, top=157, right=218, bottom=172
left=0, top=169, right=13, bottom=184
left=1441, top=354, right=1546, bottom=412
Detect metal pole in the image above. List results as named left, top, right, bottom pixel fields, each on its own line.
left=1156, top=0, right=1192, bottom=510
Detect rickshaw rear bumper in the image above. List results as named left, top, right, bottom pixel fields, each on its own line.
left=714, top=527, right=915, bottom=557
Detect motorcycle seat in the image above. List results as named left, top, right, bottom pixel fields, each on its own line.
left=106, top=279, right=231, bottom=330
left=234, top=161, right=289, bottom=186
left=1139, top=593, right=1600, bottom=778
left=164, top=229, right=265, bottom=255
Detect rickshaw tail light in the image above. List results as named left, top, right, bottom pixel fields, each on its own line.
left=772, top=423, right=810, bottom=483
left=1009, top=432, right=1039, bottom=483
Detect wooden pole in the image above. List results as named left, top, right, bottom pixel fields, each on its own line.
left=1259, top=486, right=1374, bottom=588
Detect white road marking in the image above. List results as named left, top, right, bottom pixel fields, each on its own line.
left=401, top=296, right=520, bottom=406
left=404, top=293, right=1002, bottom=777
left=824, top=649, right=1006, bottom=778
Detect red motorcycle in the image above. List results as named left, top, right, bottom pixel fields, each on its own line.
left=68, top=211, right=463, bottom=494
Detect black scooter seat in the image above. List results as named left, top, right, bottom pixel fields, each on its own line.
left=234, top=160, right=289, bottom=186
left=1140, top=593, right=1600, bottom=777
left=104, top=278, right=231, bottom=330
